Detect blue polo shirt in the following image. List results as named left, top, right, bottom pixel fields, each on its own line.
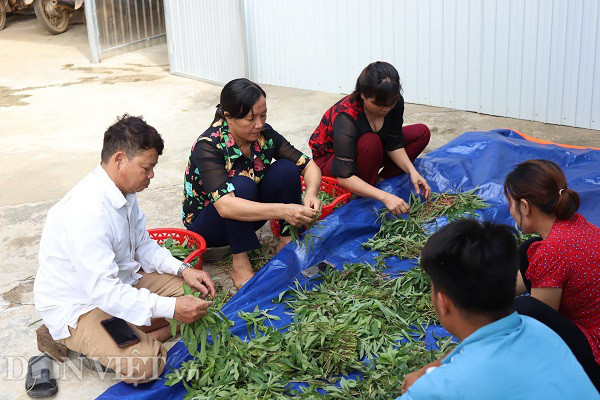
left=398, top=312, right=599, bottom=400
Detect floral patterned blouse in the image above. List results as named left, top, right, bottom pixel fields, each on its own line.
left=182, top=120, right=310, bottom=227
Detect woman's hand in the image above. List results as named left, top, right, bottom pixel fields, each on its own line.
left=303, top=192, right=322, bottom=213
left=410, top=171, right=431, bottom=200
left=282, top=204, right=318, bottom=226
left=382, top=193, right=409, bottom=215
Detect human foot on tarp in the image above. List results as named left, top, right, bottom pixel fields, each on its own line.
left=231, top=253, right=254, bottom=290
left=275, top=236, right=292, bottom=253
left=145, top=325, right=173, bottom=343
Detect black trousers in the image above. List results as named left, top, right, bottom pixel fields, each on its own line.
left=187, top=159, right=302, bottom=254
left=516, top=238, right=600, bottom=391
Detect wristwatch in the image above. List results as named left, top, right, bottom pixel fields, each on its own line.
left=177, top=262, right=193, bottom=277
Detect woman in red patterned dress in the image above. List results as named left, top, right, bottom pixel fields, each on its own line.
left=504, top=159, right=600, bottom=389
left=309, top=61, right=431, bottom=215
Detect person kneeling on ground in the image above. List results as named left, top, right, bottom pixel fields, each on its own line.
left=182, top=78, right=322, bottom=289
left=309, top=61, right=431, bottom=215
left=398, top=219, right=598, bottom=399
left=505, top=159, right=600, bottom=390
left=34, top=115, right=216, bottom=384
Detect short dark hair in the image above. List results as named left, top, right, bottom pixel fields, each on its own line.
left=351, top=61, right=402, bottom=106
left=101, top=114, right=164, bottom=163
left=212, top=78, right=266, bottom=124
left=420, top=219, right=518, bottom=317
left=504, top=159, right=580, bottom=221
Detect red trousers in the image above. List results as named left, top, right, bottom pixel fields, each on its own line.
left=315, top=123, right=431, bottom=185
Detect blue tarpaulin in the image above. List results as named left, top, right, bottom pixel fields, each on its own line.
left=98, top=129, right=600, bottom=399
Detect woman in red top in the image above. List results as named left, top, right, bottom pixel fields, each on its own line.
left=505, top=159, right=600, bottom=389
left=309, top=61, right=431, bottom=214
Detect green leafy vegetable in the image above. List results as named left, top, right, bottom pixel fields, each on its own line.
left=166, top=263, right=452, bottom=399
left=363, top=189, right=490, bottom=260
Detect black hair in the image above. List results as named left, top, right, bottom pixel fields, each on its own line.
left=351, top=61, right=402, bottom=106
left=504, top=159, right=580, bottom=221
left=420, top=219, right=518, bottom=318
left=100, top=114, right=164, bottom=163
left=212, top=78, right=267, bottom=124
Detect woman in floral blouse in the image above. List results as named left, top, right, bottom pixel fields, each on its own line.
left=183, top=78, right=322, bottom=289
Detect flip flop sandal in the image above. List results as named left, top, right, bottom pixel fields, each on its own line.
left=25, top=354, right=58, bottom=398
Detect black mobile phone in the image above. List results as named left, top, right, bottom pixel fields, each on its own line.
left=100, top=317, right=140, bottom=348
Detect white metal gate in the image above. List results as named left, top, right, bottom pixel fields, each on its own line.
left=85, top=0, right=166, bottom=63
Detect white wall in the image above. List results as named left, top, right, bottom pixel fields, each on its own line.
left=164, top=0, right=245, bottom=84
left=165, top=0, right=600, bottom=130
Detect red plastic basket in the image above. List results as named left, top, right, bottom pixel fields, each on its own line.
left=147, top=228, right=207, bottom=269
left=270, top=176, right=352, bottom=237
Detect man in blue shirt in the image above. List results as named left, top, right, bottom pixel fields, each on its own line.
left=398, top=219, right=598, bottom=399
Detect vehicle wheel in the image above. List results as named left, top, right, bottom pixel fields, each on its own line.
left=0, top=0, right=7, bottom=31
left=33, top=0, right=70, bottom=34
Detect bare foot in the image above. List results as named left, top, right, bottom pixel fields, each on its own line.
left=231, top=252, right=255, bottom=289
left=275, top=236, right=292, bottom=253
left=146, top=325, right=173, bottom=343
left=137, top=318, right=169, bottom=333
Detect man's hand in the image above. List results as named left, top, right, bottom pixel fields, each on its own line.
left=382, top=193, right=410, bottom=215
left=401, top=367, right=427, bottom=394
left=282, top=204, right=318, bottom=226
left=302, top=192, right=322, bottom=213
left=173, top=295, right=212, bottom=324
left=182, top=268, right=216, bottom=299
left=410, top=171, right=431, bottom=200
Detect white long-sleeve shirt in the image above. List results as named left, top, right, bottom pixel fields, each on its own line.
left=34, top=165, right=182, bottom=340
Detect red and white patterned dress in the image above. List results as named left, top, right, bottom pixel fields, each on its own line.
left=526, top=213, right=600, bottom=364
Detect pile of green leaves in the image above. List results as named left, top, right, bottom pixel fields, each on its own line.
left=282, top=220, right=324, bottom=252
left=312, top=191, right=337, bottom=206
left=284, top=190, right=346, bottom=251
left=169, top=283, right=232, bottom=339
left=513, top=224, right=541, bottom=245
left=159, top=237, right=199, bottom=267
left=166, top=262, right=451, bottom=399
left=303, top=338, right=454, bottom=399
left=363, top=190, right=490, bottom=260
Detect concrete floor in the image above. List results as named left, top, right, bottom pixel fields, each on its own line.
left=1, top=14, right=598, bottom=400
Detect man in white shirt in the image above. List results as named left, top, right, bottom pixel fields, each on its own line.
left=34, top=115, right=216, bottom=383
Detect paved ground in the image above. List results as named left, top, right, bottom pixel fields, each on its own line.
left=1, top=13, right=598, bottom=400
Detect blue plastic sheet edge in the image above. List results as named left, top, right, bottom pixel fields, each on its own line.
left=98, top=129, right=600, bottom=399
